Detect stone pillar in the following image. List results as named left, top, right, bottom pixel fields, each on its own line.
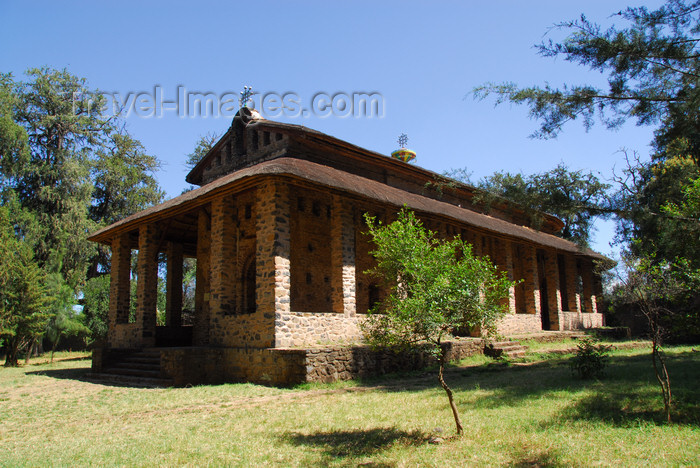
left=193, top=208, right=211, bottom=346
left=256, top=180, right=291, bottom=348
left=492, top=238, right=516, bottom=314
left=165, top=242, right=183, bottom=327
left=543, top=250, right=562, bottom=330
left=108, top=233, right=131, bottom=347
left=330, top=195, right=356, bottom=315
left=209, top=195, right=237, bottom=345
left=580, top=259, right=597, bottom=313
left=136, top=223, right=159, bottom=347
left=564, top=255, right=581, bottom=312
left=593, top=268, right=603, bottom=315
left=502, top=239, right=517, bottom=314
left=522, top=244, right=541, bottom=315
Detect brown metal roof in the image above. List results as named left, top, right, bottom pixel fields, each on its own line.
left=89, top=158, right=607, bottom=260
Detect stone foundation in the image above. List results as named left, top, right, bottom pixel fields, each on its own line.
left=558, top=311, right=604, bottom=330
left=275, top=312, right=363, bottom=347
left=496, top=314, right=542, bottom=335
left=95, top=338, right=485, bottom=387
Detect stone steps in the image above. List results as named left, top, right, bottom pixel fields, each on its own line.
left=484, top=340, right=528, bottom=359
left=86, top=349, right=173, bottom=388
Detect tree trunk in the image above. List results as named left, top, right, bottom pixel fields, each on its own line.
left=50, top=335, right=61, bottom=364
left=4, top=338, right=20, bottom=367
left=438, top=351, right=463, bottom=436
left=651, top=339, right=672, bottom=423
left=25, top=337, right=36, bottom=365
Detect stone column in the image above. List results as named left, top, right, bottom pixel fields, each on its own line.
left=108, top=232, right=131, bottom=347
left=493, top=238, right=516, bottom=314
left=193, top=208, right=211, bottom=346
left=522, top=244, right=541, bottom=315
left=256, top=180, right=291, bottom=348
left=209, top=195, right=237, bottom=345
left=580, top=259, right=597, bottom=313
left=564, top=255, right=581, bottom=312
left=502, top=239, right=517, bottom=314
left=165, top=242, right=183, bottom=327
left=330, top=195, right=356, bottom=316
left=136, top=223, right=159, bottom=347
left=543, top=250, right=562, bottom=330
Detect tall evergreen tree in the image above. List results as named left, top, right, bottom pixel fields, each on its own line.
left=474, top=0, right=700, bottom=264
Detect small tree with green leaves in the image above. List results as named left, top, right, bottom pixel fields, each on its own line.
left=362, top=208, right=513, bottom=436
left=614, top=253, right=700, bottom=423
left=0, top=207, right=52, bottom=366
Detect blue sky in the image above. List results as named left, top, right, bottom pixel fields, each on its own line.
left=0, top=0, right=665, bottom=256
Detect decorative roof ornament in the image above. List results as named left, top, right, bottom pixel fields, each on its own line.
left=239, top=86, right=254, bottom=109
left=398, top=133, right=408, bottom=148
left=391, top=132, right=416, bottom=163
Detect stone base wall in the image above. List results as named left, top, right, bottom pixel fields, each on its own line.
left=152, top=338, right=485, bottom=386
left=304, top=338, right=483, bottom=383
left=497, top=314, right=542, bottom=335
left=159, top=347, right=307, bottom=387
left=275, top=312, right=363, bottom=347
left=558, top=311, right=605, bottom=330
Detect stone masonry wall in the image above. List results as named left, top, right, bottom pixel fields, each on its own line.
left=107, top=233, right=132, bottom=348
left=304, top=338, right=484, bottom=383
left=497, top=313, right=543, bottom=335
left=158, top=338, right=484, bottom=386
left=256, top=181, right=291, bottom=348
left=275, top=312, right=363, bottom=347
left=558, top=311, right=604, bottom=330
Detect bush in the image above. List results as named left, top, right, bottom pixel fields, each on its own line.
left=570, top=338, right=612, bottom=379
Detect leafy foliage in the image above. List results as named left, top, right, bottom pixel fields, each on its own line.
left=0, top=67, right=166, bottom=346
left=612, top=253, right=700, bottom=421
left=569, top=338, right=612, bottom=379
left=44, top=277, right=91, bottom=362
left=0, top=206, right=52, bottom=366
left=362, top=208, right=513, bottom=435
left=614, top=149, right=700, bottom=267
left=477, top=163, right=611, bottom=246
left=474, top=0, right=700, bottom=263
left=363, top=209, right=513, bottom=349
left=185, top=131, right=220, bottom=171
left=474, top=1, right=700, bottom=146
left=81, top=275, right=111, bottom=342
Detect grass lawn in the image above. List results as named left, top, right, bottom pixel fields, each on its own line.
left=0, top=345, right=698, bottom=467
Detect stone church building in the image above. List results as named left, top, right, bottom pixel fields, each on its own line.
left=89, top=108, right=606, bottom=386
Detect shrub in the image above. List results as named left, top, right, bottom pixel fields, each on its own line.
left=570, top=338, right=612, bottom=379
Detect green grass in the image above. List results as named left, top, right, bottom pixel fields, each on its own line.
left=1, top=345, right=699, bottom=467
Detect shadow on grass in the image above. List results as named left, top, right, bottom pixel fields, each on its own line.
left=506, top=446, right=565, bottom=468
left=281, top=427, right=429, bottom=465
left=26, top=367, right=91, bottom=381
left=353, top=349, right=700, bottom=428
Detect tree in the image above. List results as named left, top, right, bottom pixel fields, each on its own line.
left=362, top=208, right=513, bottom=436
left=0, top=206, right=52, bottom=366
left=0, top=73, right=29, bottom=191
left=474, top=1, right=700, bottom=147
left=88, top=132, right=164, bottom=277
left=474, top=0, right=700, bottom=263
left=615, top=150, right=700, bottom=266
left=185, top=132, right=220, bottom=170
left=44, top=273, right=90, bottom=362
left=613, top=253, right=700, bottom=422
left=81, top=275, right=111, bottom=342
left=5, top=67, right=111, bottom=290
left=477, top=163, right=611, bottom=246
